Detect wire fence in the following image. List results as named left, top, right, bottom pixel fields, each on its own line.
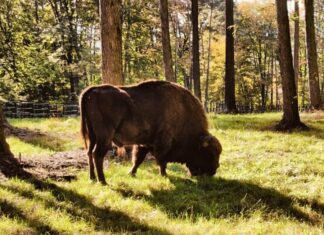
left=3, top=101, right=79, bottom=118
left=2, top=100, right=314, bottom=118
left=207, top=101, right=314, bottom=113
left=206, top=102, right=282, bottom=113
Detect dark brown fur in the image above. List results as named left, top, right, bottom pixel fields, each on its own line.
left=80, top=80, right=222, bottom=184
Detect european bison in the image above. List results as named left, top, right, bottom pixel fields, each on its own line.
left=80, top=80, right=222, bottom=184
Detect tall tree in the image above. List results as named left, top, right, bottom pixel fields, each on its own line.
left=159, top=0, right=175, bottom=82
left=205, top=5, right=213, bottom=110
left=191, top=0, right=201, bottom=100
left=304, top=0, right=321, bottom=109
left=275, top=0, right=306, bottom=130
left=225, top=0, right=237, bottom=112
left=100, top=0, right=123, bottom=85
left=294, top=0, right=300, bottom=94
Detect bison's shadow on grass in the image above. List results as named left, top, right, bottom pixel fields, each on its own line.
left=116, top=175, right=323, bottom=225
left=0, top=166, right=170, bottom=234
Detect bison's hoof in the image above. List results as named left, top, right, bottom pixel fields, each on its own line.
left=99, top=181, right=107, bottom=186
left=128, top=170, right=136, bottom=177
left=89, top=177, right=97, bottom=183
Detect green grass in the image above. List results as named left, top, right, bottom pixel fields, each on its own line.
left=7, top=117, right=81, bottom=156
left=1, top=113, right=323, bottom=234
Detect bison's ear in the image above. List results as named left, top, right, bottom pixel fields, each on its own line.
left=201, top=135, right=213, bottom=147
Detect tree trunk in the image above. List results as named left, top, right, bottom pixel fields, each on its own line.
left=275, top=0, right=306, bottom=130
left=94, top=0, right=100, bottom=14
left=270, top=51, right=274, bottom=108
left=100, top=0, right=123, bottom=85
left=205, top=5, right=213, bottom=111
left=200, top=24, right=205, bottom=80
left=275, top=60, right=279, bottom=108
left=187, top=21, right=192, bottom=91
left=0, top=103, right=32, bottom=179
left=171, top=13, right=179, bottom=82
left=123, top=0, right=132, bottom=84
left=294, top=0, right=300, bottom=95
left=92, top=24, right=97, bottom=85
left=261, top=46, right=267, bottom=111
left=225, top=0, right=237, bottom=112
left=301, top=41, right=307, bottom=107
left=159, top=0, right=175, bottom=82
left=34, top=0, right=39, bottom=23
left=304, top=0, right=321, bottom=109
left=191, top=0, right=201, bottom=100
left=0, top=103, right=12, bottom=157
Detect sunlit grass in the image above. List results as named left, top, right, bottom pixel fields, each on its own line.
left=6, top=137, right=56, bottom=156
left=1, top=112, right=323, bottom=234
left=7, top=117, right=82, bottom=156
left=8, top=117, right=80, bottom=134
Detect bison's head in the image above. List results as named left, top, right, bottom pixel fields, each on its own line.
left=186, top=134, right=222, bottom=176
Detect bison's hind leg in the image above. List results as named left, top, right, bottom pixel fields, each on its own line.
left=93, top=140, right=111, bottom=185
left=87, top=141, right=96, bottom=182
left=129, top=146, right=149, bottom=176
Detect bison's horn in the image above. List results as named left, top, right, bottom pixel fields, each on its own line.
left=202, top=135, right=213, bottom=147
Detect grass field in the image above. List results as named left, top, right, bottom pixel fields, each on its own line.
left=7, top=117, right=81, bottom=156
left=1, top=112, right=323, bottom=234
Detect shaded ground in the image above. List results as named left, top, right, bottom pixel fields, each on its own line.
left=5, top=121, right=53, bottom=143
left=5, top=122, right=69, bottom=152
left=1, top=121, right=89, bottom=181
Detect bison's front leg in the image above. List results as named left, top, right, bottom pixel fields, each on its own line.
left=129, top=145, right=149, bottom=176
left=154, top=134, right=172, bottom=177
left=159, top=161, right=167, bottom=176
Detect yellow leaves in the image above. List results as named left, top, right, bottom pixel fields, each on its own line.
left=237, top=0, right=276, bottom=27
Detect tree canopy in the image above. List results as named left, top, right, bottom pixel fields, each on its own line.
left=0, top=0, right=323, bottom=110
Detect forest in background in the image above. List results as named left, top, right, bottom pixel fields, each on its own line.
left=0, top=0, right=323, bottom=109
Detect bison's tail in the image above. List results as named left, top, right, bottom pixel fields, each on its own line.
left=80, top=91, right=88, bottom=149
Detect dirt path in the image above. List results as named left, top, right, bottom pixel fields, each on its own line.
left=19, top=150, right=89, bottom=181
left=0, top=150, right=89, bottom=182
